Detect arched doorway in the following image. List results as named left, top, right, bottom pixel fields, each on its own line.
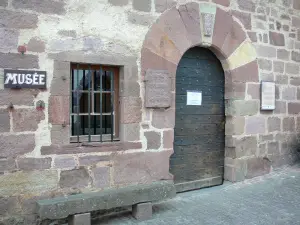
left=170, top=47, right=225, bottom=192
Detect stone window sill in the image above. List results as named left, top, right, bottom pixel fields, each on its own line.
left=41, top=141, right=142, bottom=155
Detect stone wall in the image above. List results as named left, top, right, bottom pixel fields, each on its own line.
left=0, top=0, right=299, bottom=223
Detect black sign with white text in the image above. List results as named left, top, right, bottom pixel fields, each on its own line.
left=4, top=69, right=47, bottom=89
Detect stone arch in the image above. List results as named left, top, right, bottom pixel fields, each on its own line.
left=141, top=2, right=259, bottom=182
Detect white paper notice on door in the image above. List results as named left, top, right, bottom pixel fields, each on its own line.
left=187, top=91, right=202, bottom=106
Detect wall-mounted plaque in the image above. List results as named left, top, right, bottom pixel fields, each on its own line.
left=145, top=69, right=171, bottom=108
left=4, top=69, right=47, bottom=89
left=261, top=81, right=275, bottom=110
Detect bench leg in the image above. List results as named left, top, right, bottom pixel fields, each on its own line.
left=132, top=202, right=152, bottom=221
left=68, top=213, right=91, bottom=225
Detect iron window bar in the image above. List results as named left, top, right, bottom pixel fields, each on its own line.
left=71, top=64, right=116, bottom=144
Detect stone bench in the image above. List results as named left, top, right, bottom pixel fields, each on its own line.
left=36, top=181, right=176, bottom=225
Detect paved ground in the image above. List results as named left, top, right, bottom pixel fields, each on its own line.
left=94, top=165, right=300, bottom=225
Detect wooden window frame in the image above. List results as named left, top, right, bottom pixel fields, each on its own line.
left=70, top=63, right=120, bottom=143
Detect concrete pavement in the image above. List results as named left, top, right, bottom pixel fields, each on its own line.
left=93, top=165, right=300, bottom=225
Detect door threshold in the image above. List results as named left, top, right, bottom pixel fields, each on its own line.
left=175, top=176, right=223, bottom=193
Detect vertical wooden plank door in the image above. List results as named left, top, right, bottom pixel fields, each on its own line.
left=171, top=47, right=225, bottom=193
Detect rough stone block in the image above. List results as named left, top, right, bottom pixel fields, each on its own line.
left=225, top=116, right=245, bottom=135
left=163, top=130, right=174, bottom=149
left=258, top=143, right=267, bottom=156
left=274, top=133, right=293, bottom=142
left=0, top=109, right=10, bottom=133
left=59, top=168, right=89, bottom=189
left=0, top=158, right=16, bottom=173
left=54, top=156, right=76, bottom=169
left=247, top=32, right=257, bottom=42
left=0, top=197, right=20, bottom=216
left=274, top=101, right=286, bottom=114
left=225, top=81, right=246, bottom=100
left=177, top=2, right=201, bottom=47
left=0, top=89, right=36, bottom=106
left=17, top=158, right=51, bottom=171
left=212, top=0, right=230, bottom=7
left=0, top=170, right=58, bottom=196
left=259, top=134, right=273, bottom=142
left=268, top=117, right=281, bottom=132
left=273, top=61, right=284, bottom=73
left=277, top=49, right=290, bottom=60
left=0, top=134, right=35, bottom=158
left=275, top=75, right=288, bottom=84
left=92, top=167, right=110, bottom=189
left=221, top=20, right=246, bottom=58
left=245, top=116, right=265, bottom=135
left=247, top=83, right=260, bottom=99
left=283, top=117, right=295, bottom=132
left=145, top=131, right=161, bottom=150
left=12, top=108, right=45, bottom=132
left=37, top=181, right=175, bottom=220
left=237, top=0, right=255, bottom=12
left=132, top=0, right=151, bottom=12
left=0, top=0, right=8, bottom=6
left=232, top=10, right=252, bottom=30
left=255, top=45, right=276, bottom=58
left=69, top=213, right=91, bottom=225
left=292, top=51, right=300, bottom=62
left=246, top=157, right=271, bottom=179
left=269, top=31, right=285, bottom=46
left=259, top=72, right=274, bottom=81
left=56, top=30, right=76, bottom=39
left=152, top=109, right=175, bottom=129
left=12, top=0, right=66, bottom=14
left=27, top=37, right=45, bottom=53
left=112, top=150, right=172, bottom=185
left=286, top=63, right=299, bottom=74
left=0, top=9, right=38, bottom=29
left=51, top=61, right=70, bottom=96
left=258, top=58, right=272, bottom=71
left=79, top=155, right=110, bottom=166
left=290, top=77, right=300, bottom=86
left=225, top=100, right=259, bottom=116
left=294, top=0, right=300, bottom=10
left=268, top=141, right=280, bottom=155
left=283, top=25, right=289, bottom=31
left=132, top=202, right=152, bottom=221
left=155, top=0, right=176, bottom=13
left=224, top=158, right=247, bottom=182
left=288, top=103, right=300, bottom=114
left=49, top=96, right=69, bottom=125
left=0, top=52, right=39, bottom=69
left=282, top=87, right=296, bottom=100
left=120, top=97, right=142, bottom=124
left=51, top=125, right=70, bottom=145
left=108, top=0, right=128, bottom=6
left=226, top=136, right=257, bottom=158
left=119, top=123, right=140, bottom=142
left=0, top=29, right=19, bottom=51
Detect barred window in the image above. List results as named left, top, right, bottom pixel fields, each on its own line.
left=70, top=64, right=119, bottom=143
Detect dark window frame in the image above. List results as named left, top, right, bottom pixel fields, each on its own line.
left=70, top=63, right=120, bottom=143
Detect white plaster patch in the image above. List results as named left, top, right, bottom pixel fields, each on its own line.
left=26, top=56, right=53, bottom=157
left=18, top=29, right=38, bottom=45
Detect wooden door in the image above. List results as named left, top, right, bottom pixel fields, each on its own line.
left=171, top=47, right=225, bottom=193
